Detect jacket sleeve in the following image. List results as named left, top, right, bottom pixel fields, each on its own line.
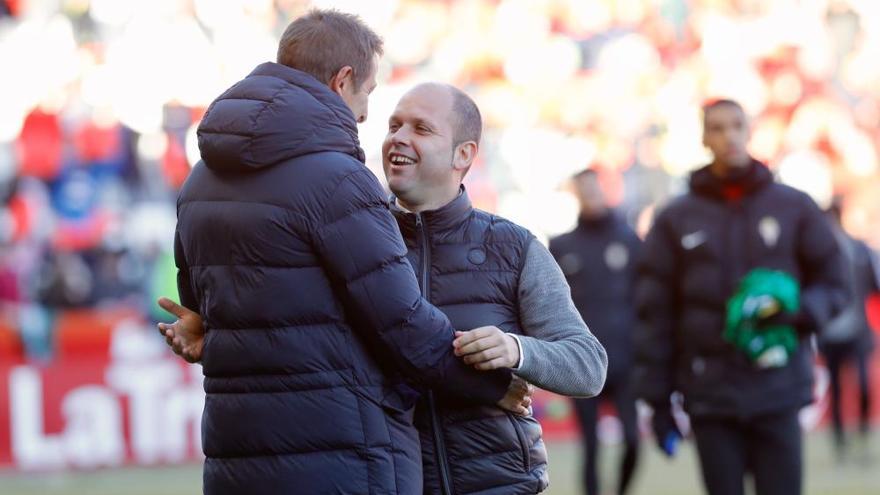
left=796, top=196, right=850, bottom=330
left=862, top=242, right=880, bottom=294
left=174, top=226, right=200, bottom=313
left=514, top=239, right=608, bottom=398
left=311, top=168, right=511, bottom=405
left=631, top=211, right=679, bottom=406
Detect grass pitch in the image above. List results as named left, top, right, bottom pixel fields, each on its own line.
left=0, top=431, right=876, bottom=494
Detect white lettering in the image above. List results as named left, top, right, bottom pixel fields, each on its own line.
left=60, top=386, right=125, bottom=469
left=106, top=360, right=181, bottom=464
left=10, top=366, right=64, bottom=470
left=161, top=365, right=204, bottom=462
left=5, top=320, right=207, bottom=471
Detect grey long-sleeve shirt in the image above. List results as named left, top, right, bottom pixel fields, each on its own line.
left=512, top=239, right=608, bottom=398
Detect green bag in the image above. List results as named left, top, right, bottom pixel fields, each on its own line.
left=723, top=268, right=800, bottom=368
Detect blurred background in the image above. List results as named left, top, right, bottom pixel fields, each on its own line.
left=0, top=0, right=878, bottom=493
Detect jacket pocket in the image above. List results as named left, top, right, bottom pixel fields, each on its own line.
left=506, top=413, right=530, bottom=473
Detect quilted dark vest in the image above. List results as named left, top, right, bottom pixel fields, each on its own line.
left=393, top=189, right=549, bottom=495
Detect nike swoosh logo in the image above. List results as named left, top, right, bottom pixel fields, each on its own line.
left=681, top=231, right=707, bottom=250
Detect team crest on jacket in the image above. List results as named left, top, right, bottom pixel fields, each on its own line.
left=758, top=216, right=781, bottom=248
left=604, top=242, right=629, bottom=271
left=681, top=230, right=707, bottom=250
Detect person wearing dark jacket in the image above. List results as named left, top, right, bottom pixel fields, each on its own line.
left=156, top=11, right=527, bottom=495
left=549, top=169, right=642, bottom=495
left=819, top=200, right=878, bottom=458
left=633, top=99, right=849, bottom=495
left=161, top=82, right=608, bottom=494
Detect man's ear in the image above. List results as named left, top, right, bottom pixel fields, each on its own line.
left=328, top=66, right=354, bottom=96
left=453, top=141, right=478, bottom=173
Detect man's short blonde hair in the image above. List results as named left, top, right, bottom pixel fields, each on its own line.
left=277, top=9, right=383, bottom=89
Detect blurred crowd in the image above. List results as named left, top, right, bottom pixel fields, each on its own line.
left=1, top=0, right=879, bottom=360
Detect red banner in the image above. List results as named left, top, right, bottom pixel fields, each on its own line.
left=0, top=339, right=204, bottom=470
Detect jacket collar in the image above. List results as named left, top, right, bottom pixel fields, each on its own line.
left=577, top=210, right=615, bottom=231
left=390, top=186, right=473, bottom=236
left=198, top=62, right=365, bottom=173
left=688, top=158, right=773, bottom=201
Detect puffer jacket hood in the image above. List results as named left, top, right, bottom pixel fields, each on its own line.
left=196, top=62, right=365, bottom=172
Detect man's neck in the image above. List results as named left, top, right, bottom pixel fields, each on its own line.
left=397, top=187, right=461, bottom=214
left=709, top=161, right=731, bottom=178
left=580, top=207, right=609, bottom=220
left=709, top=159, right=750, bottom=179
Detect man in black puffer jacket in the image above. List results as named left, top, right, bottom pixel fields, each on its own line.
left=550, top=169, right=642, bottom=495
left=633, top=99, right=849, bottom=495
left=157, top=11, right=527, bottom=495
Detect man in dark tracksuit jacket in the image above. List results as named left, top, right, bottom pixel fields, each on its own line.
left=158, top=11, right=524, bottom=495
left=819, top=201, right=878, bottom=455
left=633, top=99, right=849, bottom=495
left=549, top=169, right=642, bottom=495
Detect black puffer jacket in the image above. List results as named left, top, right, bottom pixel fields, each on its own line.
left=549, top=212, right=642, bottom=384
left=633, top=160, right=849, bottom=418
left=176, top=62, right=511, bottom=494
left=392, top=190, right=549, bottom=495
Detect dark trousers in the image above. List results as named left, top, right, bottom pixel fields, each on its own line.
left=573, top=376, right=640, bottom=495
left=822, top=340, right=872, bottom=446
left=691, top=409, right=802, bottom=495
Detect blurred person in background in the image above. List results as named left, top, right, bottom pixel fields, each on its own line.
left=633, top=99, right=849, bottom=495
left=161, top=81, right=608, bottom=495
left=820, top=198, right=878, bottom=461
left=20, top=249, right=92, bottom=359
left=0, top=178, right=27, bottom=348
left=86, top=245, right=146, bottom=307
left=0, top=174, right=57, bottom=361
left=156, top=10, right=528, bottom=495
left=549, top=168, right=642, bottom=495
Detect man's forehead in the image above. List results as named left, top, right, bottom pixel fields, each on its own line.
left=705, top=104, right=745, bottom=122
left=392, top=87, right=452, bottom=120
left=575, top=173, right=600, bottom=184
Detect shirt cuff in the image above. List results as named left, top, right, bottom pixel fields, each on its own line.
left=509, top=334, right=525, bottom=370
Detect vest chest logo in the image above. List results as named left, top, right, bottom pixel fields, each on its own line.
left=604, top=242, right=629, bottom=271
left=758, top=216, right=780, bottom=248
left=468, top=248, right=487, bottom=265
